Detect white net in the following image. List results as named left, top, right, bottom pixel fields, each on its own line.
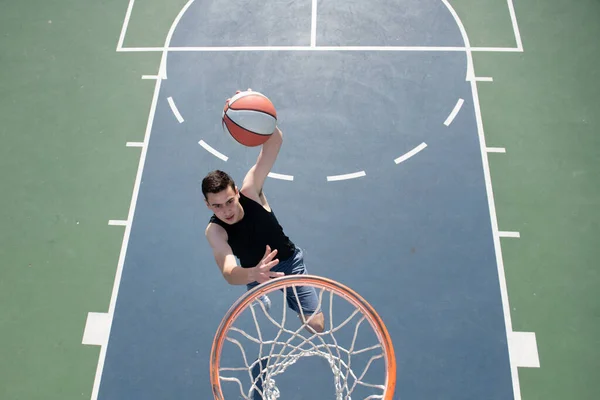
left=215, top=283, right=390, bottom=400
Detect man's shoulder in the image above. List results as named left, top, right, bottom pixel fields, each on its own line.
left=239, top=185, right=260, bottom=202
left=206, top=220, right=226, bottom=238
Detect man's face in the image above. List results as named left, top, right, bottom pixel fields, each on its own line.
left=205, top=186, right=243, bottom=224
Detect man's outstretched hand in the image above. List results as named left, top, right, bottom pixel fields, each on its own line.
left=250, top=245, right=284, bottom=284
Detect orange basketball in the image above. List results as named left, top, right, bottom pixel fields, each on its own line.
left=222, top=91, right=277, bottom=147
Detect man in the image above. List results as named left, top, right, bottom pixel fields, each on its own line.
left=202, top=120, right=325, bottom=334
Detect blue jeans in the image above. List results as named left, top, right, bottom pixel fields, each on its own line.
left=246, top=246, right=320, bottom=315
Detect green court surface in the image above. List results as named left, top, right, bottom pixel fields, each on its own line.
left=1, top=1, right=598, bottom=399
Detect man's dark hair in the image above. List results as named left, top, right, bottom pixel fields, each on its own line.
left=202, top=170, right=236, bottom=199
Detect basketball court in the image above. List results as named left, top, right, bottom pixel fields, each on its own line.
left=82, top=0, right=537, bottom=398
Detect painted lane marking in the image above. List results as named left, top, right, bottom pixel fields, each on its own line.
left=167, top=97, right=184, bottom=123
left=444, top=98, right=464, bottom=126
left=394, top=142, right=427, bottom=164
left=268, top=172, right=294, bottom=181
left=198, top=140, right=228, bottom=161
left=508, top=331, right=540, bottom=368
left=108, top=220, right=127, bottom=226
left=499, top=231, right=520, bottom=238
left=326, top=171, right=366, bottom=182
left=82, top=312, right=110, bottom=346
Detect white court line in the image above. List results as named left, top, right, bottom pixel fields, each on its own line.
left=126, top=142, right=144, bottom=147
left=268, top=172, right=294, bottom=181
left=470, top=61, right=524, bottom=400
left=142, top=75, right=159, bottom=80
left=116, top=0, right=136, bottom=51
left=82, top=313, right=110, bottom=346
left=167, top=97, right=184, bottom=123
left=117, top=45, right=523, bottom=53
left=198, top=140, right=228, bottom=161
left=441, top=0, right=474, bottom=81
left=474, top=77, right=493, bottom=82
left=90, top=74, right=164, bottom=400
left=326, top=171, right=366, bottom=182
left=499, top=231, right=520, bottom=238
left=444, top=98, right=464, bottom=126
left=509, top=332, right=540, bottom=368
left=507, top=0, right=524, bottom=51
left=310, top=0, right=318, bottom=47
left=486, top=147, right=506, bottom=153
left=108, top=220, right=127, bottom=226
left=471, top=47, right=522, bottom=53
left=394, top=142, right=427, bottom=164
left=159, top=0, right=196, bottom=79
left=453, top=0, right=525, bottom=392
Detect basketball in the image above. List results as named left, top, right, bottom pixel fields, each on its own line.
left=222, top=90, right=277, bottom=147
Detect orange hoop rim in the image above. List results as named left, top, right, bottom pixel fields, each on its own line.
left=210, top=274, right=396, bottom=400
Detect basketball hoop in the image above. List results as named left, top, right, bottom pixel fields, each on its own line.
left=210, top=275, right=396, bottom=399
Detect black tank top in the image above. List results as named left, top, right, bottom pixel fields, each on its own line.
left=210, top=192, right=295, bottom=268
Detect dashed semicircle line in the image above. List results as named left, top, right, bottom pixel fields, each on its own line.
left=198, top=140, right=228, bottom=161
left=268, top=172, right=294, bottom=181
left=167, top=96, right=184, bottom=123
left=327, top=171, right=366, bottom=182
left=444, top=98, right=464, bottom=126
left=394, top=142, right=427, bottom=164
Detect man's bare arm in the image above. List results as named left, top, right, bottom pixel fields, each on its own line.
left=205, top=223, right=284, bottom=285
left=205, top=223, right=252, bottom=285
left=241, top=126, right=283, bottom=197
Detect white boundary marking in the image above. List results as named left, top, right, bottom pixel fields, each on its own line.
left=394, top=142, right=427, bottom=164
left=469, top=57, right=523, bottom=400
left=116, top=0, right=136, bottom=51
left=90, top=74, right=164, bottom=400
left=198, top=140, right=228, bottom=161
left=486, top=147, right=506, bottom=153
left=167, top=96, right=184, bottom=123
left=507, top=0, right=524, bottom=51
left=499, top=231, right=521, bottom=238
left=310, top=0, right=318, bottom=47
left=268, top=172, right=294, bottom=181
left=126, top=142, right=144, bottom=147
left=82, top=312, right=110, bottom=346
left=444, top=98, right=464, bottom=126
left=326, top=171, right=366, bottom=181
left=474, top=77, right=494, bottom=82
left=142, top=75, right=160, bottom=80
left=108, top=220, right=127, bottom=226
left=509, top=332, right=540, bottom=368
left=117, top=45, right=523, bottom=53
left=442, top=0, right=526, bottom=397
